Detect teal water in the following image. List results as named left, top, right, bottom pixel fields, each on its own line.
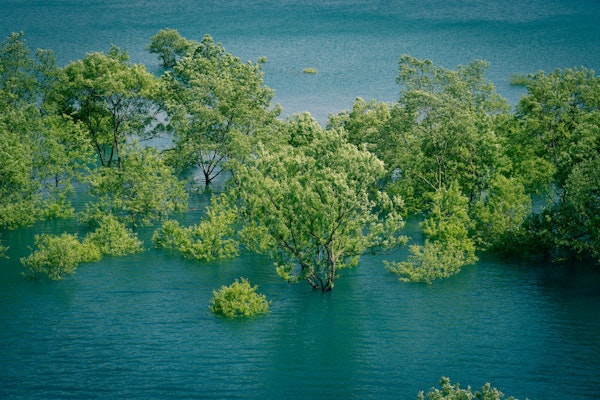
left=2, top=1, right=600, bottom=399
left=2, top=0, right=600, bottom=121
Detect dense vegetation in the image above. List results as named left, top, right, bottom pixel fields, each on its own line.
left=210, top=277, right=270, bottom=318
left=1, top=30, right=599, bottom=288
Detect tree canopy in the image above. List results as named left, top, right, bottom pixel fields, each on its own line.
left=234, top=114, right=406, bottom=291
left=2, top=29, right=599, bottom=287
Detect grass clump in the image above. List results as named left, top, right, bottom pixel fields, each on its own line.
left=210, top=277, right=270, bottom=318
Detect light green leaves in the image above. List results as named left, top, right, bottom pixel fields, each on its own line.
left=21, top=233, right=101, bottom=280
left=152, top=194, right=239, bottom=262
left=210, top=278, right=270, bottom=318
left=236, top=114, right=406, bottom=290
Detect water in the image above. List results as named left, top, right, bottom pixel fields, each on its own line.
left=2, top=1, right=600, bottom=121
left=2, top=1, right=600, bottom=399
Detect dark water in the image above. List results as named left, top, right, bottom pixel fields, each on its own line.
left=2, top=1, right=600, bottom=399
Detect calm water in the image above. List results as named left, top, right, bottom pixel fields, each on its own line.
left=2, top=1, right=600, bottom=399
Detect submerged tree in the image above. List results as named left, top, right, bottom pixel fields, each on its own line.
left=59, top=46, right=161, bottom=169
left=393, top=55, right=510, bottom=210
left=234, top=114, right=405, bottom=291
left=387, top=184, right=477, bottom=283
left=0, top=32, right=93, bottom=230
left=21, top=233, right=101, bottom=280
left=510, top=67, right=600, bottom=262
left=152, top=194, right=239, bottom=261
left=160, top=33, right=279, bottom=186
left=418, top=377, right=520, bottom=400
left=83, top=145, right=188, bottom=230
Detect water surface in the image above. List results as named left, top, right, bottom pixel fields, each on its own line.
left=1, top=1, right=600, bottom=399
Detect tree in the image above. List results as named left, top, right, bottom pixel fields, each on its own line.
left=83, top=213, right=143, bottom=256
left=234, top=114, right=405, bottom=291
left=59, top=46, right=161, bottom=169
left=386, top=184, right=477, bottom=283
left=472, top=175, right=532, bottom=251
left=146, top=28, right=197, bottom=68
left=393, top=56, right=509, bottom=210
left=161, top=33, right=279, bottom=186
left=511, top=67, right=600, bottom=261
left=83, top=145, right=188, bottom=230
left=0, top=32, right=92, bottom=229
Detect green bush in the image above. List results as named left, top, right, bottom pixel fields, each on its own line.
left=83, top=214, right=142, bottom=256
left=21, top=233, right=101, bottom=280
left=152, top=196, right=239, bottom=261
left=152, top=219, right=191, bottom=250
left=210, top=278, right=270, bottom=318
left=418, top=377, right=521, bottom=400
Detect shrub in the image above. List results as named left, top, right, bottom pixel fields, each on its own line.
left=21, top=233, right=101, bottom=280
left=418, top=377, right=521, bottom=400
left=210, top=278, right=270, bottom=318
left=83, top=214, right=142, bottom=256
left=152, top=219, right=191, bottom=250
left=152, top=196, right=239, bottom=261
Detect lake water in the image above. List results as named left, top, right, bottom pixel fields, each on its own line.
left=1, top=1, right=600, bottom=399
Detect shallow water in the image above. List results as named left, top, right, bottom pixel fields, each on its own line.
left=2, top=1, right=600, bottom=399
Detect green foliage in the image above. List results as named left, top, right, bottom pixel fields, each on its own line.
left=0, top=33, right=91, bottom=229
left=83, top=214, right=142, bottom=256
left=152, top=195, right=239, bottom=261
left=510, top=67, right=600, bottom=261
left=59, top=46, right=160, bottom=168
left=302, top=67, right=317, bottom=74
left=235, top=113, right=406, bottom=291
left=84, top=145, right=188, bottom=230
left=152, top=219, right=191, bottom=250
left=418, top=377, right=520, bottom=400
left=394, top=55, right=510, bottom=210
left=161, top=32, right=279, bottom=185
left=387, top=185, right=477, bottom=283
left=210, top=278, right=270, bottom=318
left=21, top=233, right=101, bottom=280
left=146, top=28, right=197, bottom=68
left=473, top=175, right=532, bottom=250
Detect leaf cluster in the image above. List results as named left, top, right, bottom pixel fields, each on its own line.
left=152, top=195, right=239, bottom=262
left=209, top=277, right=270, bottom=318
left=418, top=377, right=521, bottom=400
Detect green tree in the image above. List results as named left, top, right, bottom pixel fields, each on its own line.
left=386, top=184, right=477, bottom=283
left=234, top=114, right=405, bottom=291
left=83, top=145, right=188, bottom=230
left=472, top=175, right=532, bottom=251
left=146, top=28, right=197, bottom=68
left=83, top=213, right=143, bottom=256
left=161, top=33, right=279, bottom=186
left=393, top=55, right=509, bottom=210
left=59, top=46, right=161, bottom=169
left=0, top=33, right=92, bottom=229
left=511, top=67, right=600, bottom=261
